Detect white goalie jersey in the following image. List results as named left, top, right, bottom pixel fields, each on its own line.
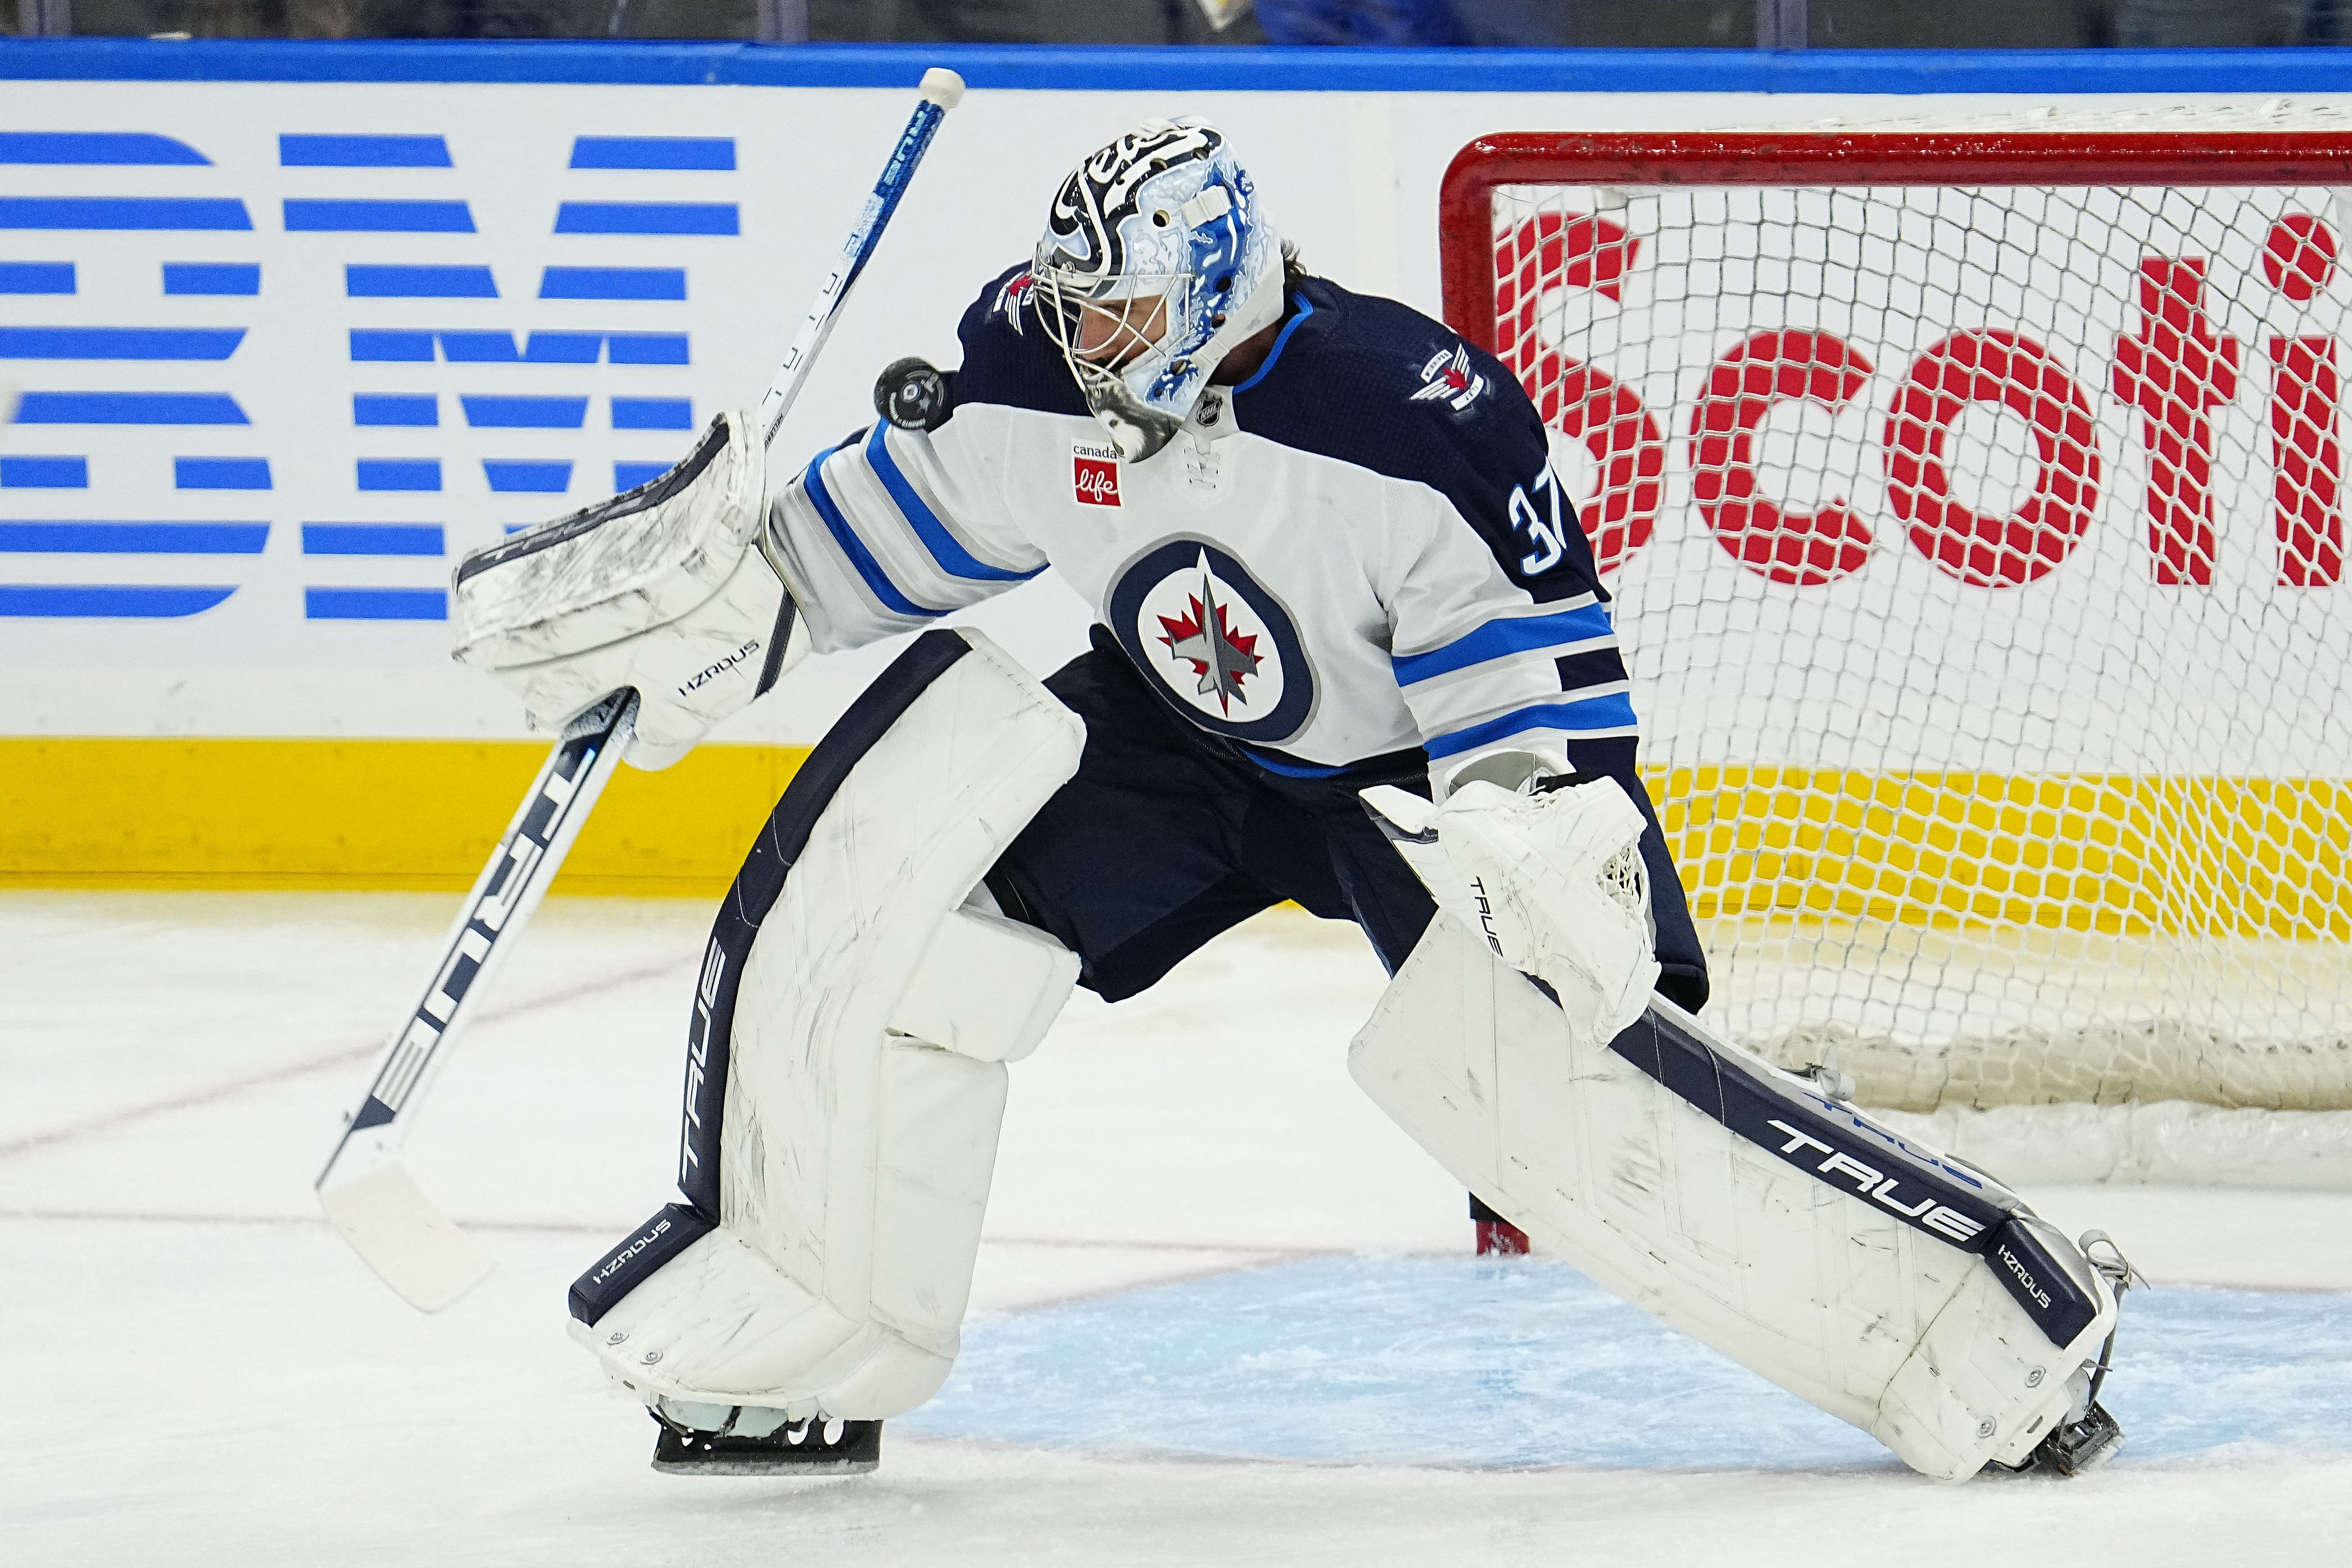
left=764, top=270, right=1638, bottom=789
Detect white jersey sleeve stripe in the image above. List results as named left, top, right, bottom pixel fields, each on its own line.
left=800, top=447, right=950, bottom=620
left=864, top=424, right=1045, bottom=585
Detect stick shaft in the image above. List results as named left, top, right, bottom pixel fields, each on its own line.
left=316, top=691, right=637, bottom=1190
left=756, top=88, right=957, bottom=450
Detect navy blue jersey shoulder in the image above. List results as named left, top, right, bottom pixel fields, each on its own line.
left=1234, top=278, right=1603, bottom=606
left=948, top=263, right=1090, bottom=420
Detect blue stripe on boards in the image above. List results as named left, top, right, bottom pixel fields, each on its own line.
left=607, top=332, right=687, bottom=365
left=0, top=455, right=88, bottom=487
left=350, top=329, right=434, bottom=361
left=0, top=521, right=265, bottom=553
left=614, top=461, right=669, bottom=490
left=1423, top=693, right=1640, bottom=760
left=803, top=450, right=941, bottom=620
left=302, top=523, right=442, bottom=556
left=175, top=457, right=271, bottom=490
left=162, top=262, right=258, bottom=294
left=610, top=397, right=690, bottom=430
left=0, top=132, right=209, bottom=164
left=569, top=136, right=734, bottom=170
left=357, top=459, right=439, bottom=491
left=554, top=202, right=737, bottom=236
left=280, top=134, right=452, bottom=167
left=863, top=423, right=1039, bottom=584
left=464, top=396, right=587, bottom=428
left=306, top=586, right=447, bottom=620
left=8, top=40, right=2348, bottom=96
left=284, top=199, right=474, bottom=233
left=13, top=392, right=247, bottom=424
left=354, top=393, right=436, bottom=426
left=540, top=266, right=685, bottom=301
left=346, top=264, right=496, bottom=297
left=0, top=197, right=251, bottom=230
left=0, top=327, right=244, bottom=360
left=0, top=584, right=235, bottom=617
left=483, top=460, right=571, bottom=493
left=1393, top=602, right=1615, bottom=686
left=0, top=262, right=73, bottom=293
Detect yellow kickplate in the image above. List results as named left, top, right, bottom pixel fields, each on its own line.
left=0, top=737, right=810, bottom=894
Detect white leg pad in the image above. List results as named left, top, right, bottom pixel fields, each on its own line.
left=1351, top=918, right=2117, bottom=1481
left=568, top=629, right=1082, bottom=1421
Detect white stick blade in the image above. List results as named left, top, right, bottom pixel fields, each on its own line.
left=319, top=1163, right=494, bottom=1312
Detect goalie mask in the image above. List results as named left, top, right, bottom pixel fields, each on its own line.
left=1032, top=119, right=1286, bottom=463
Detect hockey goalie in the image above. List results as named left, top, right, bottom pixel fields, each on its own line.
left=448, top=117, right=2132, bottom=1481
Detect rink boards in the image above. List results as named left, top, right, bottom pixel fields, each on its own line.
left=4, top=46, right=2351, bottom=892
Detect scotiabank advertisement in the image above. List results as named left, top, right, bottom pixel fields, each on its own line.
left=1476, top=173, right=2352, bottom=781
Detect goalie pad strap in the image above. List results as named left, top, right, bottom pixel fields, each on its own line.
left=1608, top=1003, right=2102, bottom=1349
left=572, top=1203, right=714, bottom=1326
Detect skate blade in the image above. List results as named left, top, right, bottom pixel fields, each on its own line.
left=652, top=1453, right=879, bottom=1477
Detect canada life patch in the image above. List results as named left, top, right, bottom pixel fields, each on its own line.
left=1073, top=437, right=1122, bottom=507
left=1106, top=538, right=1315, bottom=742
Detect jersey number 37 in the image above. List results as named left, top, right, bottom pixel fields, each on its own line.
left=1508, top=464, right=1572, bottom=577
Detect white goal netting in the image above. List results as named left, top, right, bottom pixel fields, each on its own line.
left=1456, top=114, right=2352, bottom=1129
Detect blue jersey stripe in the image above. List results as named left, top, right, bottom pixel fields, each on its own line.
left=863, top=424, right=1040, bottom=585
left=1423, top=693, right=1638, bottom=760
left=1230, top=292, right=1315, bottom=397
left=1239, top=745, right=1351, bottom=779
left=1394, top=602, right=1614, bottom=686
left=803, top=451, right=942, bottom=620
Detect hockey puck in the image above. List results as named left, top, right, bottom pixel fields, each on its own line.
left=875, top=356, right=953, bottom=432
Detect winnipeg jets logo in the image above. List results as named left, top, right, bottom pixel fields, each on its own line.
left=1108, top=539, right=1313, bottom=742
left=1157, top=568, right=1262, bottom=713
left=1410, top=343, right=1486, bottom=413
left=994, top=270, right=1036, bottom=333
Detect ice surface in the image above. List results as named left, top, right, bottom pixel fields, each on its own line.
left=6, top=891, right=2351, bottom=1564
left=916, top=1258, right=2352, bottom=1470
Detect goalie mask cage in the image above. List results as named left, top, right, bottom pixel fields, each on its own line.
left=1438, top=124, right=2352, bottom=1120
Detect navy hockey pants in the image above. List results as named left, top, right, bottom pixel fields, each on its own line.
left=985, top=627, right=1710, bottom=1013
left=986, top=627, right=1439, bottom=1003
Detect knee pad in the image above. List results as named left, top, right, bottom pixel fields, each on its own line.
left=1352, top=918, right=2120, bottom=1482
left=564, top=627, right=1082, bottom=1422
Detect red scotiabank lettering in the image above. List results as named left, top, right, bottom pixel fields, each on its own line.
left=1883, top=329, right=2101, bottom=587
left=2269, top=336, right=2345, bottom=586
left=1687, top=329, right=1876, bottom=586
left=2265, top=215, right=2346, bottom=587
left=1486, top=223, right=2348, bottom=591
left=1073, top=456, right=1120, bottom=507
left=2112, top=257, right=2240, bottom=587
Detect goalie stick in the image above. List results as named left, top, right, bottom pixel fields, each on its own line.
left=316, top=67, right=969, bottom=1311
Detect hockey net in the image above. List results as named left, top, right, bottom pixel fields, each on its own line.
left=1439, top=112, right=2352, bottom=1168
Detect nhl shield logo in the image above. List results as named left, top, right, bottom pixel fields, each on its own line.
left=1107, top=539, right=1316, bottom=742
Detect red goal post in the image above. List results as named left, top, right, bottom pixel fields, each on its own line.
left=1434, top=128, right=2352, bottom=1134
left=1440, top=132, right=2352, bottom=342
